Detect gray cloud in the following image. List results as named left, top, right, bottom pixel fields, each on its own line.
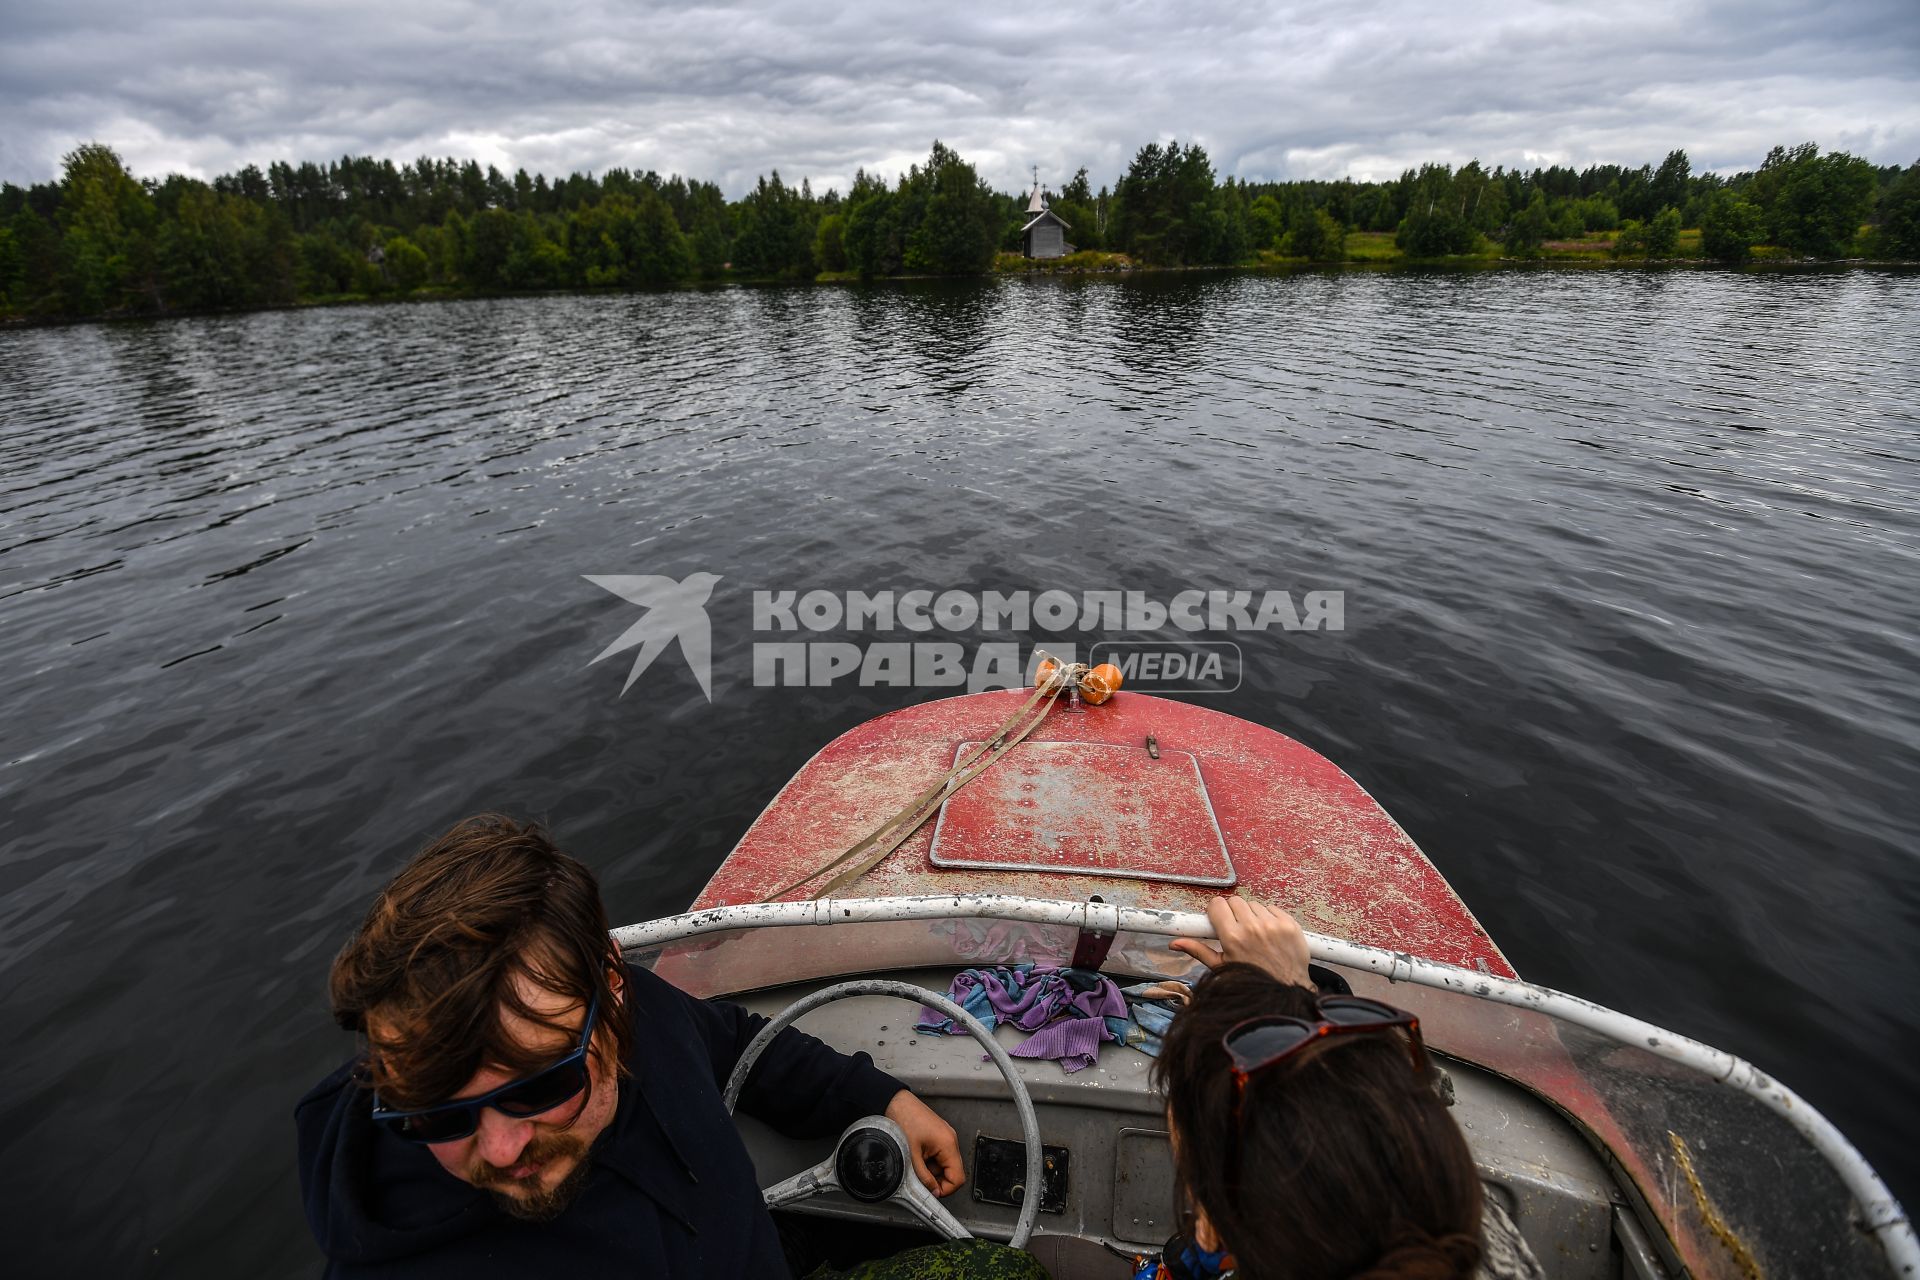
left=2, top=0, right=1916, bottom=194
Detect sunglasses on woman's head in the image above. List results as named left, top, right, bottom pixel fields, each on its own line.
left=370, top=992, right=601, bottom=1144
left=1221, top=995, right=1426, bottom=1115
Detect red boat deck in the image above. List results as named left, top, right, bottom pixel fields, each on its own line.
left=693, top=690, right=1513, bottom=976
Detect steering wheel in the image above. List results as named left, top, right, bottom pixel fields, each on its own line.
left=723, top=978, right=1043, bottom=1249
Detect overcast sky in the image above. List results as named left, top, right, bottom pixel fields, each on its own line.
left=3, top=0, right=1916, bottom=195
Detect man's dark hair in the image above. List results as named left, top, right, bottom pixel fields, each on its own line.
left=329, top=814, right=633, bottom=1113
left=1153, top=964, right=1483, bottom=1280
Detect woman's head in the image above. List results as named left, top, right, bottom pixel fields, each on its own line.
left=1153, top=964, right=1483, bottom=1280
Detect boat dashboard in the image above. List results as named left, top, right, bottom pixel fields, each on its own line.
left=729, top=966, right=1672, bottom=1280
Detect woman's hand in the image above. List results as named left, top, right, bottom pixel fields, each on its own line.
left=1170, top=896, right=1313, bottom=988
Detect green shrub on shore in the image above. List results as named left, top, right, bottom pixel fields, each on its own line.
left=384, top=236, right=430, bottom=291
left=1748, top=143, right=1876, bottom=257
left=1504, top=191, right=1552, bottom=257
left=1281, top=210, right=1347, bottom=261
left=1867, top=162, right=1920, bottom=259
left=1701, top=191, right=1765, bottom=262
left=1608, top=207, right=1681, bottom=259
left=1647, top=207, right=1682, bottom=257
left=995, top=249, right=1133, bottom=274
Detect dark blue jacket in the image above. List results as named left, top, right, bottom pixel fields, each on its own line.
left=296, top=964, right=904, bottom=1278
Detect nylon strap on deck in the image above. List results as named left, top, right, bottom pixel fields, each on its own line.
left=763, top=662, right=1079, bottom=901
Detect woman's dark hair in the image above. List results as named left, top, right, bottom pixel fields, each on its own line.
left=1153, top=964, right=1483, bottom=1280
left=329, top=814, right=632, bottom=1114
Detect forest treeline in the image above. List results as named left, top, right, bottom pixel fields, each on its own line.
left=3, top=137, right=1917, bottom=322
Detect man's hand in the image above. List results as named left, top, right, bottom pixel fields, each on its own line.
left=885, top=1090, right=965, bottom=1197
left=1170, top=896, right=1313, bottom=988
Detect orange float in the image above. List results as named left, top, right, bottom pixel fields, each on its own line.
left=1079, top=662, right=1123, bottom=705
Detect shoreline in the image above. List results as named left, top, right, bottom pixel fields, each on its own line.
left=4, top=255, right=1915, bottom=331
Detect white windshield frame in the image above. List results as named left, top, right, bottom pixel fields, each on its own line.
left=613, top=892, right=1914, bottom=1275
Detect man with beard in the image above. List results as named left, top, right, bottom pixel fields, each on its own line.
left=295, top=814, right=1019, bottom=1278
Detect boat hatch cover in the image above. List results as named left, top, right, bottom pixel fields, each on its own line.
left=928, top=741, right=1238, bottom=886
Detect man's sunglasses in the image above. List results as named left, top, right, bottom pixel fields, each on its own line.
left=370, top=992, right=601, bottom=1144
left=1221, top=994, right=1427, bottom=1115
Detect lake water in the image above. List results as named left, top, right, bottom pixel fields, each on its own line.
left=3, top=269, right=1917, bottom=1275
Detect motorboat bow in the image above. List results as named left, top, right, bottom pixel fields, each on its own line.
left=611, top=688, right=1913, bottom=1279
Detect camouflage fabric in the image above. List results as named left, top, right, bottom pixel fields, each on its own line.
left=808, top=1238, right=1051, bottom=1280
